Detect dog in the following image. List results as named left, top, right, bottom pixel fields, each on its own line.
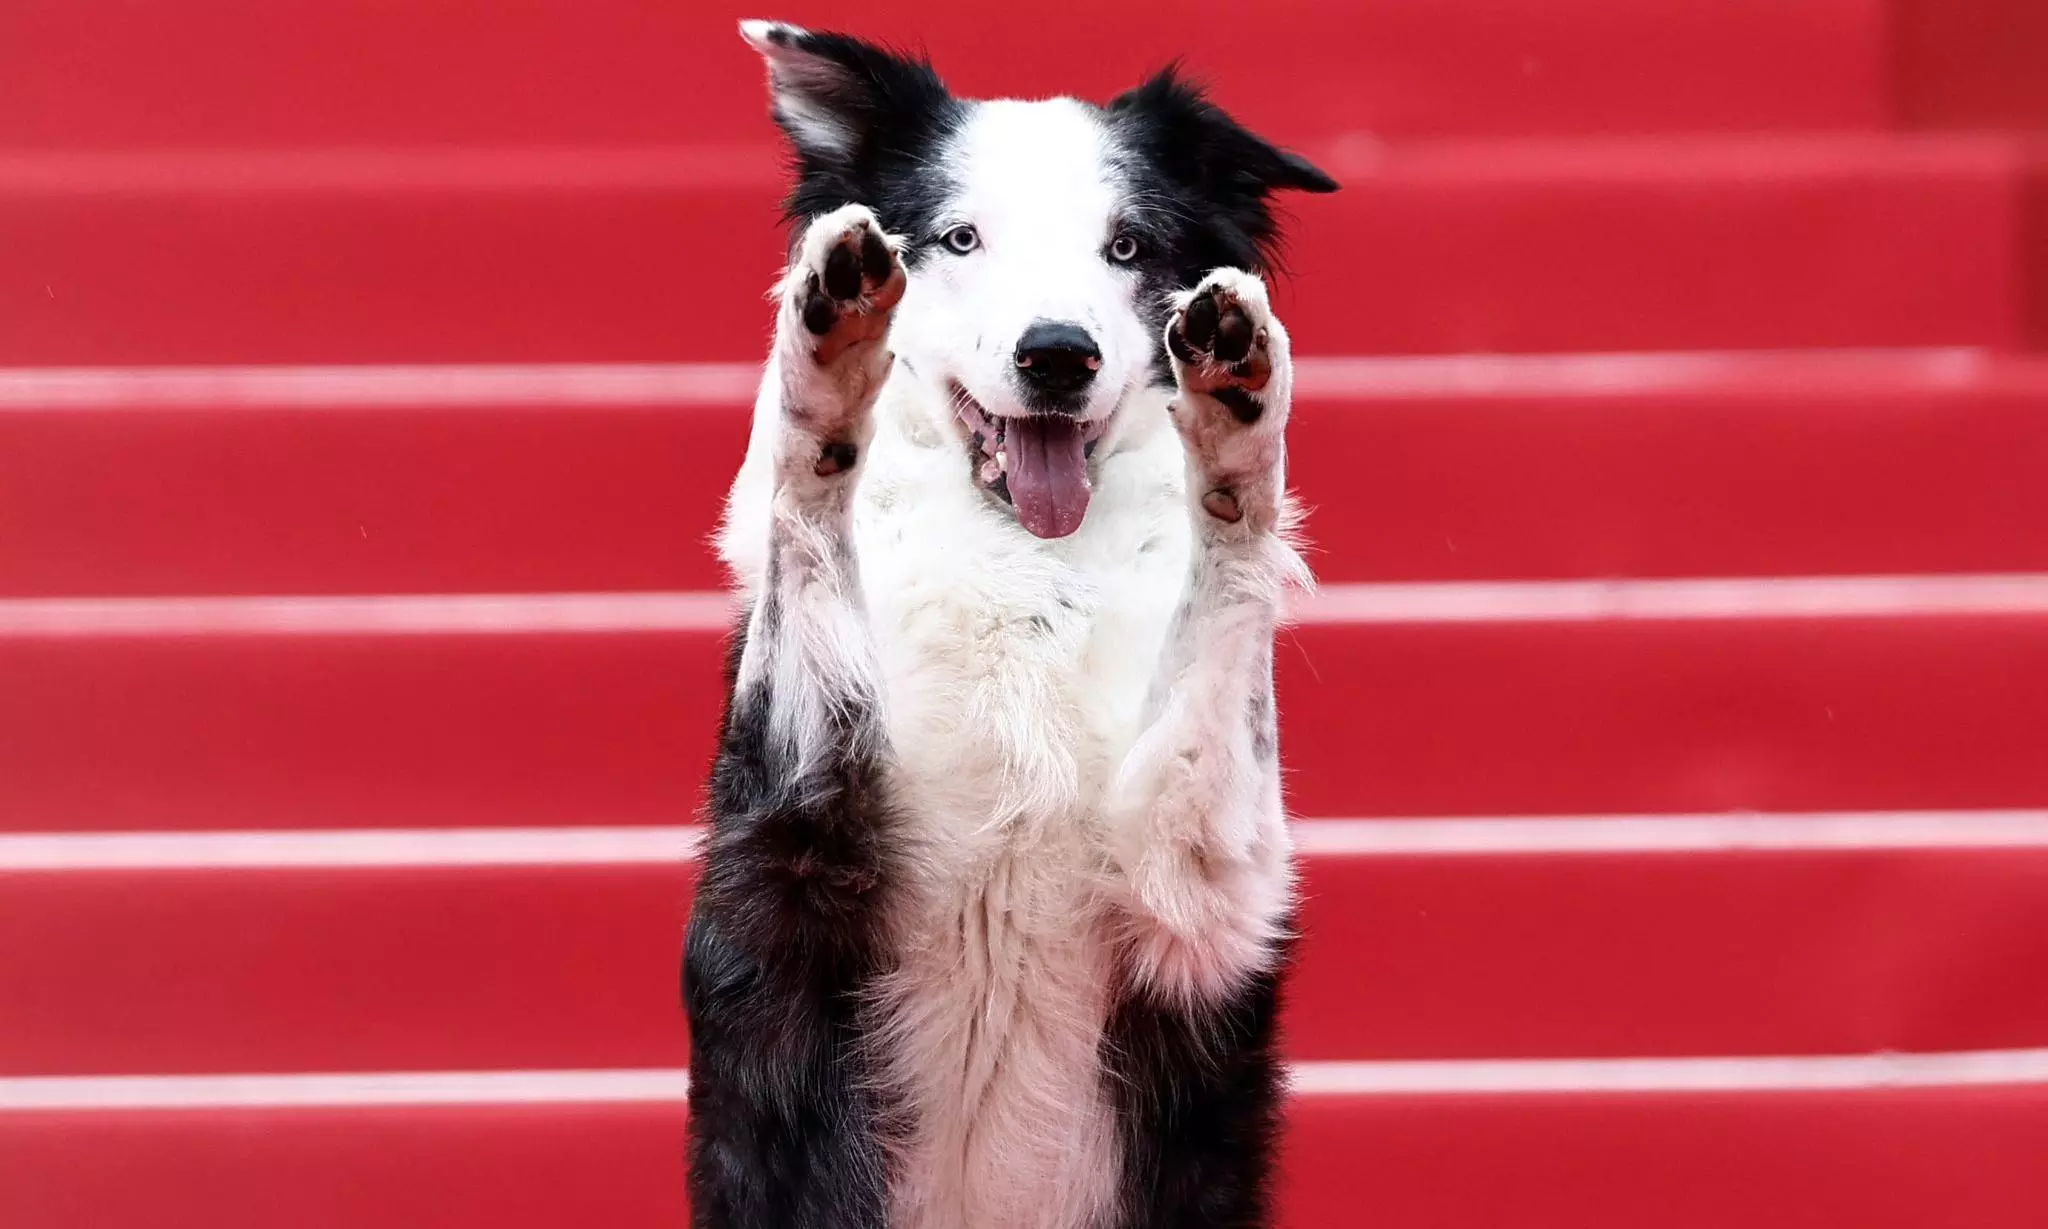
left=684, top=20, right=1337, bottom=1228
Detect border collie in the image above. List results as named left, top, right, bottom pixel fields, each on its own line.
left=685, top=21, right=1337, bottom=1228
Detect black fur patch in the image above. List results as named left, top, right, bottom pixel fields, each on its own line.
left=1105, top=69, right=1337, bottom=282
left=683, top=619, right=902, bottom=1228
left=1209, top=385, right=1264, bottom=425
left=815, top=440, right=859, bottom=476
left=1104, top=69, right=1338, bottom=384
left=1099, top=946, right=1293, bottom=1229
left=757, top=29, right=969, bottom=263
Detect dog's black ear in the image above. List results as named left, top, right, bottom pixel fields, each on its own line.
left=1108, top=68, right=1338, bottom=198
left=1108, top=67, right=1337, bottom=272
left=739, top=20, right=955, bottom=213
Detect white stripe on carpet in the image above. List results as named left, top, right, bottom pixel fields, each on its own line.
left=0, top=362, right=761, bottom=408
left=6, top=1050, right=2047, bottom=1111
left=5, top=811, right=2046, bottom=871
left=5, top=575, right=2047, bottom=639
left=1290, top=574, right=2048, bottom=623
left=1287, top=1049, right=2048, bottom=1096
left=0, top=592, right=737, bottom=637
left=0, top=1069, right=692, bottom=1111
left=4, top=349, right=2031, bottom=410
left=1286, top=810, right=2048, bottom=856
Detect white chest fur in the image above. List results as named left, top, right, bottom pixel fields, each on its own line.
left=857, top=381, right=1188, bottom=836
left=864, top=382, right=1188, bottom=1229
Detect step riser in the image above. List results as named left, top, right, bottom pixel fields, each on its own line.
left=1286, top=1086, right=2048, bottom=1228
left=0, top=402, right=751, bottom=597
left=1280, top=614, right=2048, bottom=817
left=4, top=848, right=2045, bottom=1074
left=2031, top=158, right=2048, bottom=347
left=0, top=0, right=1889, bottom=149
left=0, top=632, right=728, bottom=832
left=1294, top=379, right=2048, bottom=582
left=5, top=1089, right=2046, bottom=1229
left=6, top=614, right=2046, bottom=830
left=3, top=147, right=2021, bottom=364
left=1895, top=0, right=2048, bottom=130
left=9, top=376, right=2045, bottom=596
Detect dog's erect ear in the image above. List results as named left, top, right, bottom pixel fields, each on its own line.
left=1108, top=67, right=1337, bottom=199
left=1108, top=67, right=1337, bottom=272
left=739, top=20, right=953, bottom=178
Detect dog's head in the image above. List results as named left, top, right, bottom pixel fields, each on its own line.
left=741, top=20, right=1337, bottom=539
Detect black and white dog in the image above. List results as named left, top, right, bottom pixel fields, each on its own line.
left=684, top=20, right=1337, bottom=1228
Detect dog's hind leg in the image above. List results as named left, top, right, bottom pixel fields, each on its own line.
left=685, top=205, right=907, bottom=1229
left=1106, top=267, right=1309, bottom=1008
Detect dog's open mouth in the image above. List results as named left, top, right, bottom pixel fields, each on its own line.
left=952, top=384, right=1108, bottom=540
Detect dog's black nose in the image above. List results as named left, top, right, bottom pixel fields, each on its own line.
left=1014, top=321, right=1101, bottom=398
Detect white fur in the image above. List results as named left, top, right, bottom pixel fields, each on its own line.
left=892, top=99, right=1157, bottom=434
left=733, top=205, right=896, bottom=782
left=721, top=90, right=1306, bottom=1229
left=1108, top=269, right=1308, bottom=1005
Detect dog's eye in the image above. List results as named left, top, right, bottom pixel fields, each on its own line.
left=1107, top=234, right=1142, bottom=265
left=940, top=224, right=980, bottom=255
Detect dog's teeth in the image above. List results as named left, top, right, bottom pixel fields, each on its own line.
left=978, top=457, right=1002, bottom=485
left=996, top=449, right=1008, bottom=473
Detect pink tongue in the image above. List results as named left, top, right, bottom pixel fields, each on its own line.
left=1005, top=416, right=1091, bottom=539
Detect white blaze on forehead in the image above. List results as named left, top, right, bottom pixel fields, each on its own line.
left=947, top=100, right=1121, bottom=252
left=891, top=92, right=1156, bottom=485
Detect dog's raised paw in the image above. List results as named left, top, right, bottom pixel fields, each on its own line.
left=1166, top=269, right=1277, bottom=427
left=1165, top=269, right=1290, bottom=528
left=787, top=204, right=907, bottom=369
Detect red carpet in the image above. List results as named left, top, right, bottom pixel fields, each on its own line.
left=3, top=2, right=2046, bottom=1224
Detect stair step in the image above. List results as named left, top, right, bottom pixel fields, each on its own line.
left=7, top=353, right=2044, bottom=596
left=1279, top=595, right=2048, bottom=817
left=0, top=618, right=728, bottom=833
left=0, top=0, right=1889, bottom=151
left=0, top=379, right=755, bottom=597
left=5, top=587, right=2047, bottom=829
left=1286, top=1080, right=2048, bottom=1229
left=2, top=136, right=2025, bottom=364
left=3, top=1077, right=2045, bottom=1228
left=4, top=827, right=2047, bottom=1073
left=1294, top=352, right=2048, bottom=581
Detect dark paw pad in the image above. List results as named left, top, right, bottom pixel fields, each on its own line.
left=1169, top=279, right=1274, bottom=421
left=822, top=241, right=865, bottom=303
left=1201, top=488, right=1244, bottom=523
left=798, top=218, right=908, bottom=363
left=1171, top=286, right=1261, bottom=365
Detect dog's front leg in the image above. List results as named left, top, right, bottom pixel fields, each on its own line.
left=1106, top=269, right=1309, bottom=1005
left=728, top=202, right=906, bottom=798
left=703, top=201, right=906, bottom=961
left=685, top=205, right=907, bottom=1229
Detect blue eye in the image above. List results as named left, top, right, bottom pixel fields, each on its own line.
left=941, top=224, right=980, bottom=254
left=1108, top=234, right=1142, bottom=264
